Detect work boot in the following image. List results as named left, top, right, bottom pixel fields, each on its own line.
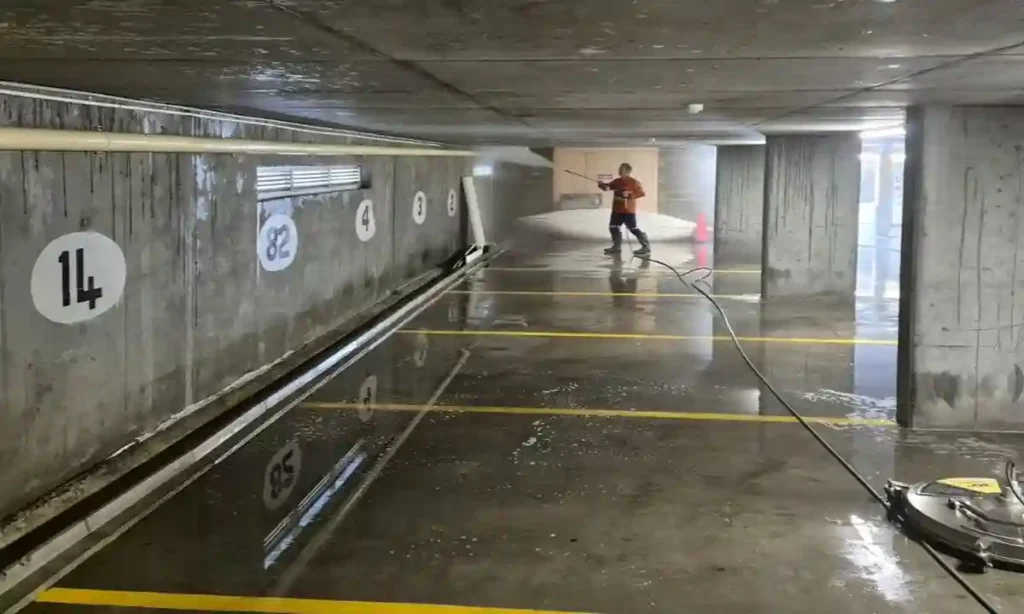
left=633, top=230, right=651, bottom=256
left=607, top=226, right=623, bottom=254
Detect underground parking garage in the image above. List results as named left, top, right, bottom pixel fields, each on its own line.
left=2, top=1, right=1024, bottom=612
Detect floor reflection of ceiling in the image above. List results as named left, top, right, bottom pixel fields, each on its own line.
left=518, top=209, right=697, bottom=241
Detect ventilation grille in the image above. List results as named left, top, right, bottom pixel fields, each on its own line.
left=257, top=165, right=364, bottom=201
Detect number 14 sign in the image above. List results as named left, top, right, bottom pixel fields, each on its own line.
left=31, top=231, right=127, bottom=324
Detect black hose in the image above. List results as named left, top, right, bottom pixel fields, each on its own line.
left=1005, top=461, right=1024, bottom=510
left=622, top=237, right=1000, bottom=614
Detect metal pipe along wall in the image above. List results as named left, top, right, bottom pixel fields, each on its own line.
left=0, top=127, right=476, bottom=156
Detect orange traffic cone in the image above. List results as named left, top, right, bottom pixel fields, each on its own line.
left=695, top=212, right=709, bottom=243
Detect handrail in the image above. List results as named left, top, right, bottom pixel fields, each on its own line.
left=0, top=127, right=474, bottom=156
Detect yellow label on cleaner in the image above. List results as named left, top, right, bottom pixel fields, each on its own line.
left=936, top=478, right=1002, bottom=495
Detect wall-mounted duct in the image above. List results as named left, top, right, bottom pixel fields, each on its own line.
left=257, top=165, right=368, bottom=201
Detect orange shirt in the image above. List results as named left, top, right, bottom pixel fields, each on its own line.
left=607, top=177, right=645, bottom=213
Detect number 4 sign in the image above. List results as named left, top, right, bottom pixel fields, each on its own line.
left=356, top=199, right=376, bottom=242
left=31, top=231, right=127, bottom=324
left=447, top=188, right=458, bottom=217
left=357, top=374, right=378, bottom=422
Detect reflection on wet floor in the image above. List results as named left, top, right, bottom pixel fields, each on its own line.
left=28, top=240, right=1024, bottom=613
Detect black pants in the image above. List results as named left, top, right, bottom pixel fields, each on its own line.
left=608, top=212, right=648, bottom=245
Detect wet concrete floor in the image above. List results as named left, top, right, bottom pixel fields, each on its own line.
left=26, top=240, right=1024, bottom=613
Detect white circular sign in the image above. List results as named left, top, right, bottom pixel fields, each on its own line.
left=413, top=333, right=429, bottom=368
left=412, top=191, right=427, bottom=226
left=447, top=188, right=458, bottom=217
left=356, top=199, right=377, bottom=242
left=31, top=231, right=127, bottom=325
left=258, top=214, right=299, bottom=272
left=357, top=374, right=378, bottom=422
left=263, top=440, right=302, bottom=511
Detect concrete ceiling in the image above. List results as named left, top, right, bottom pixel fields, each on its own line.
left=1, top=0, right=1023, bottom=146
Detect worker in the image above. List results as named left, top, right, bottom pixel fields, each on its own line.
left=598, top=163, right=651, bottom=256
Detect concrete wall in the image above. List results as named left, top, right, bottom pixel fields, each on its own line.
left=474, top=162, right=554, bottom=244
left=553, top=148, right=659, bottom=212
left=0, top=93, right=469, bottom=520
left=714, top=145, right=765, bottom=259
left=658, top=145, right=716, bottom=228
left=762, top=134, right=860, bottom=299
left=393, top=157, right=466, bottom=278
left=898, top=105, right=1024, bottom=430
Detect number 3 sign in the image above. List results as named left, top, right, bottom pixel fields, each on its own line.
left=31, top=231, right=127, bottom=324
left=412, top=191, right=427, bottom=226
left=258, top=214, right=299, bottom=272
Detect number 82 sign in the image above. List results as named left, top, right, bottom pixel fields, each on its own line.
left=258, top=214, right=299, bottom=272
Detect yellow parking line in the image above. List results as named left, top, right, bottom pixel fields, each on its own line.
left=399, top=329, right=896, bottom=346
left=446, top=290, right=760, bottom=300
left=481, top=267, right=760, bottom=274
left=302, top=401, right=896, bottom=427
left=37, top=588, right=590, bottom=614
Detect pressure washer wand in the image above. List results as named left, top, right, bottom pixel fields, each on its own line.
left=563, top=169, right=601, bottom=183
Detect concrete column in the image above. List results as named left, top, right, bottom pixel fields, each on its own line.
left=898, top=105, right=1024, bottom=430
left=713, top=145, right=764, bottom=261
left=762, top=134, right=860, bottom=299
